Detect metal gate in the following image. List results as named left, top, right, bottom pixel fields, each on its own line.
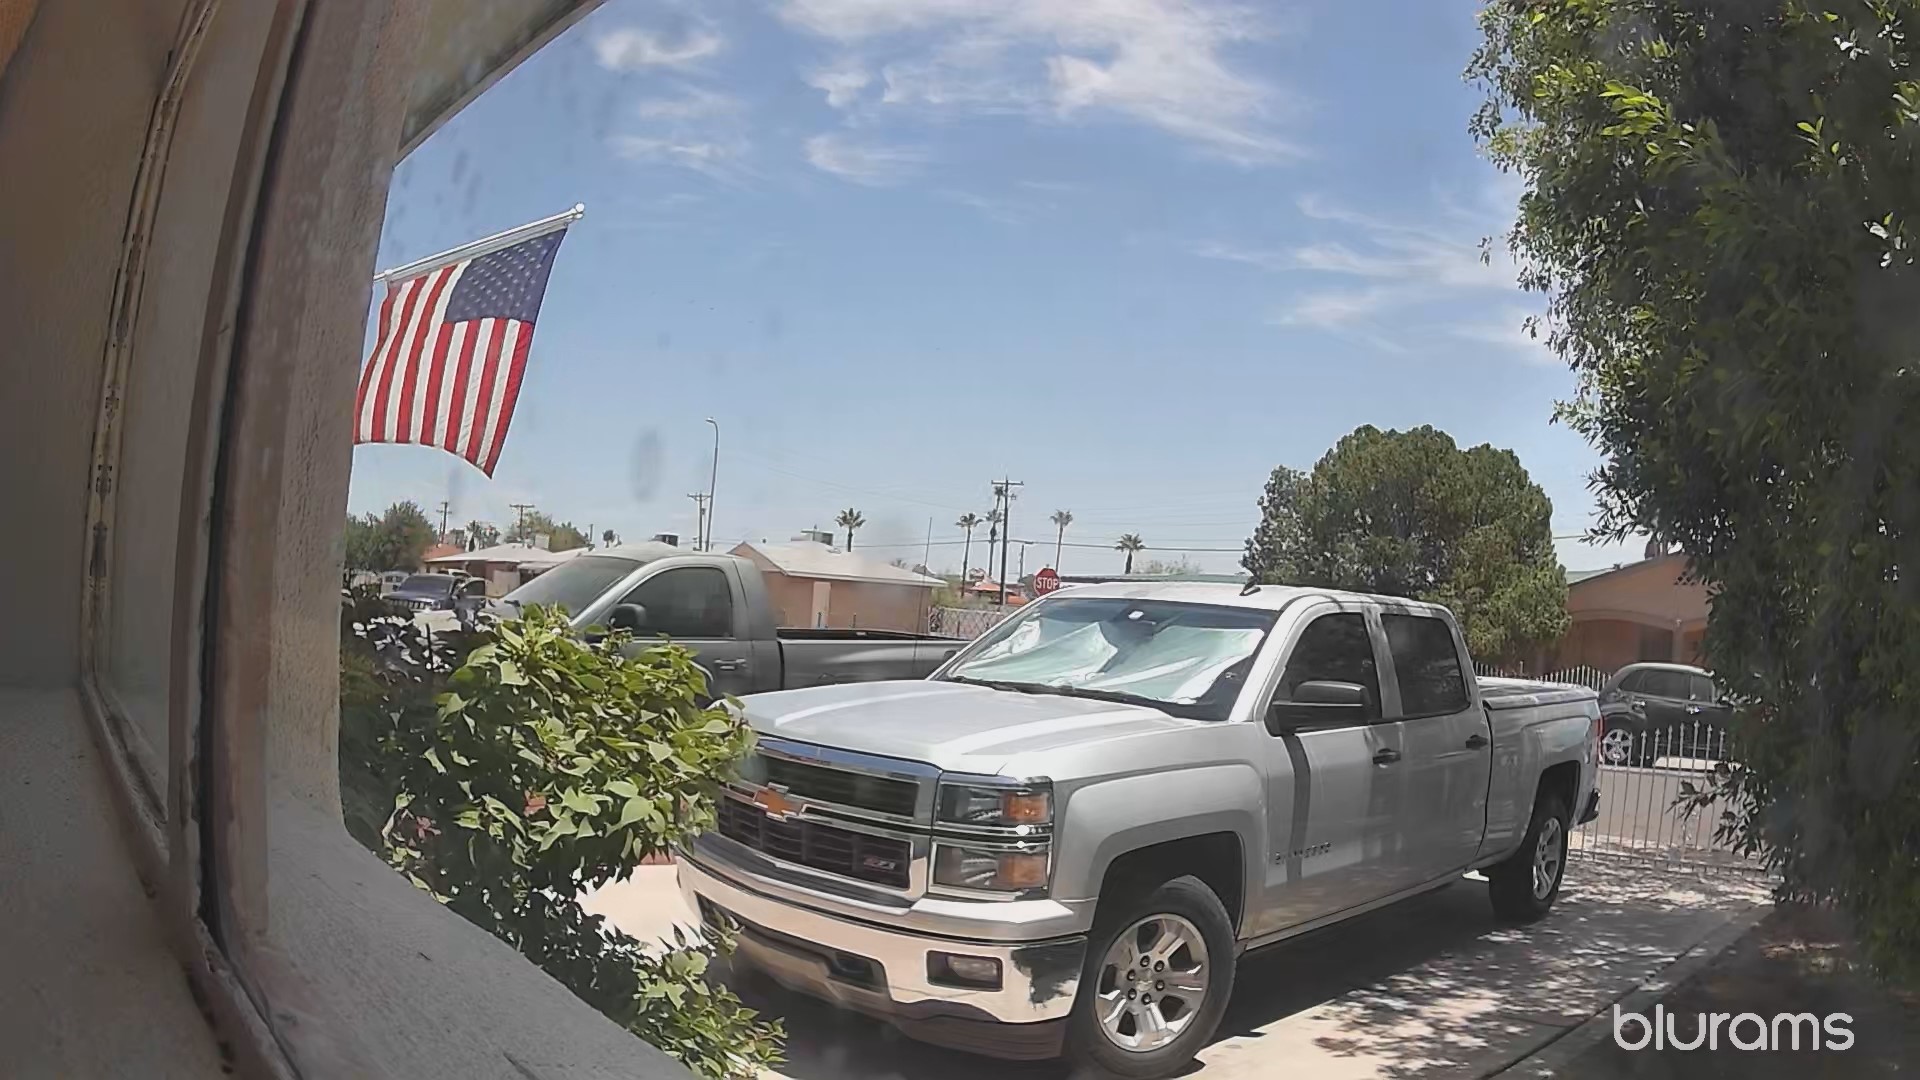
left=1569, top=719, right=1766, bottom=876
left=1474, top=663, right=1765, bottom=877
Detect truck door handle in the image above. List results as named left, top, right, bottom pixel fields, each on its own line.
left=1464, top=733, right=1489, bottom=749
left=709, top=659, right=746, bottom=671
left=1372, top=748, right=1401, bottom=766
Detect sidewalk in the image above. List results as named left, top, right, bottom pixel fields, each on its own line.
left=1506, top=903, right=1919, bottom=1079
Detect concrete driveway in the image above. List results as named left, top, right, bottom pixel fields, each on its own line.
left=585, top=860, right=1768, bottom=1080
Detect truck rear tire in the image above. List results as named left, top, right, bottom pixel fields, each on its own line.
left=1063, top=875, right=1235, bottom=1079
left=1489, top=789, right=1570, bottom=922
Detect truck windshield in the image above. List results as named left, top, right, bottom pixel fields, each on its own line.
left=392, top=574, right=455, bottom=598
left=501, top=556, right=642, bottom=616
left=942, top=597, right=1278, bottom=722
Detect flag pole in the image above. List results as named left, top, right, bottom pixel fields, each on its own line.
left=372, top=203, right=585, bottom=285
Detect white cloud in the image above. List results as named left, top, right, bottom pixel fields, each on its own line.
left=633, top=85, right=741, bottom=121
left=774, top=0, right=1294, bottom=162
left=804, top=133, right=927, bottom=185
left=1201, top=179, right=1542, bottom=353
left=609, top=136, right=750, bottom=181
left=593, top=24, right=724, bottom=70
left=1449, top=308, right=1561, bottom=366
left=609, top=85, right=751, bottom=184
left=806, top=63, right=873, bottom=108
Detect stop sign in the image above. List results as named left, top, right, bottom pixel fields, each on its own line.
left=1033, top=567, right=1061, bottom=595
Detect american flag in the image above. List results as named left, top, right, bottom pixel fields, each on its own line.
left=353, top=227, right=569, bottom=476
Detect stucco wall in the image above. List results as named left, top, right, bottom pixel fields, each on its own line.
left=1567, top=555, right=1709, bottom=624
left=827, top=579, right=933, bottom=632
left=0, top=0, right=188, bottom=687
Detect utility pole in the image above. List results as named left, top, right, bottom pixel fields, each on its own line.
left=509, top=502, right=534, bottom=544
left=436, top=500, right=451, bottom=540
left=1017, top=541, right=1031, bottom=583
left=688, top=493, right=710, bottom=551
left=993, top=477, right=1023, bottom=608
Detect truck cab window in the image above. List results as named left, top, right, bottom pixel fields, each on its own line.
left=1277, top=612, right=1381, bottom=720
left=1382, top=614, right=1469, bottom=717
left=620, top=567, right=734, bottom=639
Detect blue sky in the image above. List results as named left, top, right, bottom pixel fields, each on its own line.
left=350, top=0, right=1642, bottom=576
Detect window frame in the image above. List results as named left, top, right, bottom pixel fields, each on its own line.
left=1379, top=611, right=1472, bottom=721
left=616, top=565, right=738, bottom=640
left=1264, top=606, right=1387, bottom=729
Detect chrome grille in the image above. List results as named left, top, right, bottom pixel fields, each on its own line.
left=716, top=796, right=911, bottom=888
left=758, top=754, right=919, bottom=818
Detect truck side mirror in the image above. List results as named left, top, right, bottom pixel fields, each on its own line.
left=608, top=603, right=649, bottom=632
left=1267, top=680, right=1372, bottom=734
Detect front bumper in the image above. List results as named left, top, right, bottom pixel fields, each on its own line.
left=678, top=854, right=1085, bottom=1059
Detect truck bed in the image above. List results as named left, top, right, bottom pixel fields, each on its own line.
left=1477, top=675, right=1598, bottom=710
left=776, top=627, right=961, bottom=642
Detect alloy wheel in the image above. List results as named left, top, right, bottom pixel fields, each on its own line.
left=1093, top=914, right=1211, bottom=1052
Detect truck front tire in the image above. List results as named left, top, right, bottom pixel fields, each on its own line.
left=1063, top=875, right=1236, bottom=1079
left=1489, top=790, right=1570, bottom=922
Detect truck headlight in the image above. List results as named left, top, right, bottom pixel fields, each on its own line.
left=936, top=781, right=1052, bottom=828
left=933, top=843, right=1051, bottom=893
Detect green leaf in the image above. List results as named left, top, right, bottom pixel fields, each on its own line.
left=497, top=660, right=527, bottom=686
left=606, top=778, right=640, bottom=798
left=616, top=796, right=652, bottom=830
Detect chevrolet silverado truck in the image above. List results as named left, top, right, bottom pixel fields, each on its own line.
left=678, top=582, right=1602, bottom=1078
left=465, top=544, right=966, bottom=697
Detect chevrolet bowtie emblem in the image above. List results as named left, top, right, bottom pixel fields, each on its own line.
left=752, top=785, right=804, bottom=821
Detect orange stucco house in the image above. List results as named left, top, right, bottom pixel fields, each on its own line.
left=1542, top=552, right=1709, bottom=673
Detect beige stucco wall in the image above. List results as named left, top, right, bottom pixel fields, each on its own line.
left=1566, top=555, right=1709, bottom=626
left=1546, top=555, right=1711, bottom=671
left=825, top=579, right=933, bottom=632
left=0, top=0, right=188, bottom=687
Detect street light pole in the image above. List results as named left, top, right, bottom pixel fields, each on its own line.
left=704, top=417, right=720, bottom=551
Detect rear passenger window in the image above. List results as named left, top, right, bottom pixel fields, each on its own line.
left=1382, top=614, right=1469, bottom=716
left=1277, top=613, right=1381, bottom=720
left=1688, top=674, right=1718, bottom=702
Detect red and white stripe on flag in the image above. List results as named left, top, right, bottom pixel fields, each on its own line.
left=353, top=226, right=567, bottom=476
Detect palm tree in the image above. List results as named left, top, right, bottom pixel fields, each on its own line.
left=835, top=507, right=866, bottom=550
left=955, top=513, right=982, bottom=586
left=984, top=508, right=1004, bottom=589
left=1115, top=533, right=1146, bottom=575
left=1049, top=509, right=1073, bottom=570
left=464, top=519, right=499, bottom=550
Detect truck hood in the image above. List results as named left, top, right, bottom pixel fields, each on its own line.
left=736, top=680, right=1195, bottom=774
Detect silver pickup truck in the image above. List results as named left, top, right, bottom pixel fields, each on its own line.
left=678, top=582, right=1601, bottom=1078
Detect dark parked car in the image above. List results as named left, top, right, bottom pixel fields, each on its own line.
left=1596, top=662, right=1732, bottom=765
left=384, top=572, right=486, bottom=616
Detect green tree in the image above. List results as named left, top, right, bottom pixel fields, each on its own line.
left=834, top=507, right=865, bottom=550
left=1473, top=0, right=1920, bottom=979
left=345, top=501, right=437, bottom=572
left=1115, top=533, right=1145, bottom=574
left=504, top=509, right=587, bottom=551
left=1242, top=426, right=1568, bottom=663
left=601, top=528, right=617, bottom=547
left=955, top=513, right=982, bottom=585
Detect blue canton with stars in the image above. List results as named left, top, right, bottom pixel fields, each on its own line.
left=444, top=229, right=567, bottom=324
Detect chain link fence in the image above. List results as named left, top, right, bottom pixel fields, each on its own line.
left=927, top=606, right=1011, bottom=640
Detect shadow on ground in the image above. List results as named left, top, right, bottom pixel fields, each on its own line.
left=737, top=865, right=1769, bottom=1080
